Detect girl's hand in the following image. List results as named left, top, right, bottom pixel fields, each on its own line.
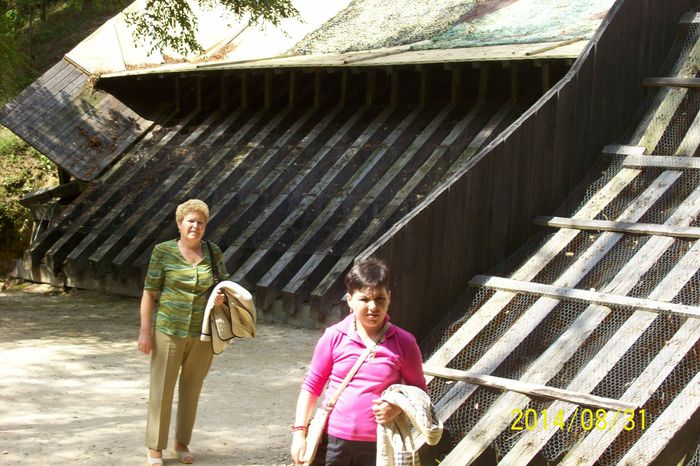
left=372, top=399, right=403, bottom=425
left=290, top=431, right=307, bottom=464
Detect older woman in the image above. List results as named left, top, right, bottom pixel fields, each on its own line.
left=137, top=199, right=227, bottom=465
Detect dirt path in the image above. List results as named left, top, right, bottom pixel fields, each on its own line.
left=0, top=283, right=321, bottom=465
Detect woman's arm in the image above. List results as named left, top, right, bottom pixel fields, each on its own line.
left=137, top=289, right=158, bottom=354
left=290, top=389, right=319, bottom=464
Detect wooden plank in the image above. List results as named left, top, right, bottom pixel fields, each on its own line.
left=253, top=105, right=424, bottom=296
left=533, top=215, right=700, bottom=239
left=560, top=320, right=700, bottom=465
left=0, top=60, right=69, bottom=120
left=44, top=110, right=199, bottom=273
left=225, top=106, right=376, bottom=286
left=421, top=146, right=643, bottom=384
left=616, top=370, right=700, bottom=465
left=84, top=111, right=229, bottom=271
left=26, top=109, right=177, bottom=265
left=606, top=153, right=700, bottom=170
left=631, top=33, right=700, bottom=150
left=423, top=366, right=636, bottom=411
left=441, top=186, right=700, bottom=465
left=445, top=101, right=514, bottom=178
left=432, top=170, right=693, bottom=461
left=114, top=108, right=264, bottom=269
left=237, top=106, right=409, bottom=285
left=282, top=104, right=456, bottom=298
left=680, top=11, right=700, bottom=23
left=642, top=77, right=700, bottom=88
left=601, top=144, right=647, bottom=156
left=470, top=274, right=700, bottom=318
left=309, top=101, right=495, bottom=305
left=180, top=105, right=337, bottom=269
left=496, top=210, right=700, bottom=465
left=194, top=105, right=317, bottom=242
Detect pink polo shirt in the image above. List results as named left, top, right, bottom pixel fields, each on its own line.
left=302, top=314, right=427, bottom=442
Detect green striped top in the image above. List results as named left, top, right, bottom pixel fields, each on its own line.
left=144, top=239, right=228, bottom=338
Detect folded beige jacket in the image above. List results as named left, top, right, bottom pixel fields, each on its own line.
left=201, top=280, right=256, bottom=354
left=377, top=384, right=443, bottom=466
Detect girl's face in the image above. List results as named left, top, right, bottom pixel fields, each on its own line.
left=346, top=286, right=391, bottom=333
left=177, top=211, right=207, bottom=242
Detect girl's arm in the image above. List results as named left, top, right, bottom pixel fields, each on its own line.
left=290, top=389, right=319, bottom=464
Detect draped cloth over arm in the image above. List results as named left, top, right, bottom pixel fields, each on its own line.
left=377, top=384, right=443, bottom=466
left=201, top=280, right=256, bottom=354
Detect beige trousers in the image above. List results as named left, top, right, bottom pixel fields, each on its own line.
left=146, top=330, right=213, bottom=450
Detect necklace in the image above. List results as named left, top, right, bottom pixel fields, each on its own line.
left=178, top=240, right=203, bottom=265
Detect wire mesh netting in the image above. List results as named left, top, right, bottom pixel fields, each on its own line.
left=421, top=14, right=700, bottom=466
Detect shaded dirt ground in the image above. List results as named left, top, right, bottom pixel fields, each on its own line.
left=0, top=283, right=320, bottom=465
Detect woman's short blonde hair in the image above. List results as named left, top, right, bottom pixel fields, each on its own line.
left=176, top=199, right=210, bottom=224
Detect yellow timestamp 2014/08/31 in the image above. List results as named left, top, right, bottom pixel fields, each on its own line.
left=510, top=408, right=647, bottom=432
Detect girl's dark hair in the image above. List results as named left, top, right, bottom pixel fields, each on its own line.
left=345, top=257, right=389, bottom=292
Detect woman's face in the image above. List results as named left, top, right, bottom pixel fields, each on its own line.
left=346, top=286, right=391, bottom=333
left=177, top=210, right=207, bottom=242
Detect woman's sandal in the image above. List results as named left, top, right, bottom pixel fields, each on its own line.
left=173, top=447, right=194, bottom=464
left=146, top=450, right=164, bottom=465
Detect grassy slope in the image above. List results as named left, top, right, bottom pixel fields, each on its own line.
left=0, top=1, right=126, bottom=275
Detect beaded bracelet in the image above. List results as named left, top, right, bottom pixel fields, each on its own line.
left=290, top=425, right=308, bottom=433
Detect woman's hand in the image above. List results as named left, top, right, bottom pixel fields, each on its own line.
left=138, top=330, right=152, bottom=354
left=372, top=399, right=403, bottom=425
left=290, top=431, right=307, bottom=464
left=213, top=289, right=225, bottom=307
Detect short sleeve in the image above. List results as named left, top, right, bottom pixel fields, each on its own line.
left=302, top=328, right=336, bottom=396
left=211, top=242, right=229, bottom=280
left=399, top=332, right=428, bottom=392
left=144, top=244, right=165, bottom=292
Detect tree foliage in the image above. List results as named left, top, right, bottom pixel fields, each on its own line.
left=124, top=0, right=299, bottom=57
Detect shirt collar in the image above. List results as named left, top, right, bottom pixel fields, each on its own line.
left=337, top=313, right=394, bottom=343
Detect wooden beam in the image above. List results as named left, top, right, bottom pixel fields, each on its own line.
left=680, top=11, right=700, bottom=23
left=219, top=74, right=228, bottom=110
left=264, top=71, right=272, bottom=109
left=470, top=274, right=700, bottom=319
left=314, top=71, right=321, bottom=108
left=196, top=76, right=203, bottom=111
left=234, top=107, right=394, bottom=287
left=605, top=153, right=700, bottom=170
left=451, top=66, right=461, bottom=103
left=425, top=171, right=684, bottom=459
left=632, top=35, right=700, bottom=150
left=340, top=70, right=348, bottom=107
left=366, top=69, right=376, bottom=106
left=643, top=77, right=700, bottom=88
left=288, top=70, right=297, bottom=108
left=616, top=370, right=700, bottom=465
left=601, top=144, right=647, bottom=155
left=477, top=63, right=489, bottom=101
left=541, top=62, right=550, bottom=93
left=533, top=215, right=700, bottom=239
left=419, top=66, right=428, bottom=105
left=500, top=238, right=700, bottom=464
left=240, top=73, right=248, bottom=108
left=20, top=180, right=86, bottom=206
left=560, top=320, right=700, bottom=465
left=525, top=37, right=585, bottom=56
left=423, top=366, right=636, bottom=411
left=421, top=145, right=647, bottom=385
left=390, top=69, right=399, bottom=106
left=440, top=184, right=700, bottom=465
